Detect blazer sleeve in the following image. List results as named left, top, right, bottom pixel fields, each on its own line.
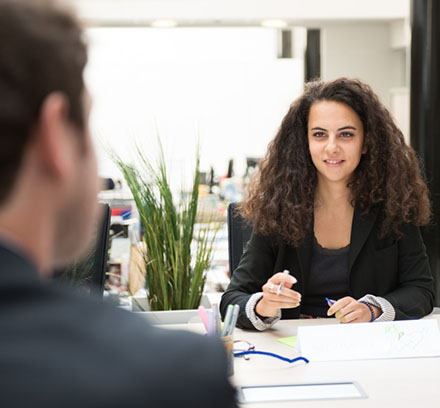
left=220, top=232, right=277, bottom=330
left=382, top=224, right=434, bottom=319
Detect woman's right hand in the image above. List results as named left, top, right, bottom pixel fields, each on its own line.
left=255, top=272, right=301, bottom=318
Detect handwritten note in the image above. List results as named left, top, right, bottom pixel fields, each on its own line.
left=297, top=319, right=440, bottom=362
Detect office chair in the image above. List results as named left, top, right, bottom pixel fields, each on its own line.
left=89, top=203, right=111, bottom=296
left=54, top=203, right=111, bottom=297
left=227, top=202, right=253, bottom=278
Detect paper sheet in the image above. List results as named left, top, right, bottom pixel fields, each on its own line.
left=277, top=336, right=297, bottom=348
left=297, top=319, right=440, bottom=362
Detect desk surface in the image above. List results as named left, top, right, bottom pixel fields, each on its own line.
left=161, top=315, right=440, bottom=408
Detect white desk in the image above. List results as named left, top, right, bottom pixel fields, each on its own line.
left=161, top=315, right=440, bottom=407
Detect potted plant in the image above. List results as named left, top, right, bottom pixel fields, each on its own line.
left=113, top=146, right=218, bottom=315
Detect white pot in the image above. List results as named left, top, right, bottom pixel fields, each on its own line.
left=132, top=294, right=211, bottom=325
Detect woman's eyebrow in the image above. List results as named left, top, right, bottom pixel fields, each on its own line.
left=310, top=125, right=357, bottom=131
left=338, top=126, right=357, bottom=131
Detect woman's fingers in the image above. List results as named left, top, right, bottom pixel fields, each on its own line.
left=259, top=271, right=301, bottom=312
left=263, top=273, right=299, bottom=298
left=264, top=298, right=301, bottom=309
left=261, top=285, right=301, bottom=310
left=337, top=309, right=360, bottom=323
left=335, top=301, right=357, bottom=320
left=262, top=289, right=301, bottom=305
left=262, top=282, right=301, bottom=301
left=327, top=297, right=353, bottom=316
left=269, top=272, right=297, bottom=288
left=328, top=297, right=373, bottom=323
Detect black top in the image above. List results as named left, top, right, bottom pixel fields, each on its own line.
left=220, top=207, right=434, bottom=330
left=301, top=237, right=350, bottom=317
left=0, top=243, right=237, bottom=408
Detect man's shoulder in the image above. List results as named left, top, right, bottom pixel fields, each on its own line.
left=0, top=281, right=236, bottom=407
left=43, top=283, right=209, bottom=346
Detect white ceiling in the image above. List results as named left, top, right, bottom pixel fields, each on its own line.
left=68, top=0, right=410, bottom=27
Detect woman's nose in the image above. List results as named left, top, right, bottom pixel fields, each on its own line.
left=325, top=135, right=339, bottom=154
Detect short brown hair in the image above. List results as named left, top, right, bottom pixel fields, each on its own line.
left=241, top=78, right=430, bottom=246
left=0, top=0, right=87, bottom=204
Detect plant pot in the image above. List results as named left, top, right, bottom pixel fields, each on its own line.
left=132, top=294, right=211, bottom=325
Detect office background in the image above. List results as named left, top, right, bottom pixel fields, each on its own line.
left=67, top=0, right=440, bottom=304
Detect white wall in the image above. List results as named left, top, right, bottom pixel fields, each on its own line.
left=85, top=27, right=303, bottom=186
left=321, top=23, right=406, bottom=107
left=70, top=0, right=409, bottom=25
left=85, top=22, right=411, bottom=187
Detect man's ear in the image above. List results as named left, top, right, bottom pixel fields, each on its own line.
left=33, top=92, right=73, bottom=180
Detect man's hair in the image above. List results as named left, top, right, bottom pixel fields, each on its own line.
left=0, top=0, right=87, bottom=204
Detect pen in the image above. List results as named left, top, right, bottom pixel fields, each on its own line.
left=206, top=310, right=215, bottom=335
left=226, top=304, right=240, bottom=336
left=325, top=297, right=334, bottom=305
left=221, top=304, right=234, bottom=337
left=212, top=303, right=221, bottom=335
left=277, top=269, right=290, bottom=295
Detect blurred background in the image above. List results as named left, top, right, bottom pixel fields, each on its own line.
left=64, top=0, right=440, bottom=307
left=73, top=0, right=410, bottom=183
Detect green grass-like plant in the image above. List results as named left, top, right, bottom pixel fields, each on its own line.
left=114, top=147, right=218, bottom=311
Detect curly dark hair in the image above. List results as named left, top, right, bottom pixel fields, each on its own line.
left=240, top=78, right=431, bottom=246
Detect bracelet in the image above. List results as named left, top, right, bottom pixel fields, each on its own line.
left=359, top=301, right=375, bottom=322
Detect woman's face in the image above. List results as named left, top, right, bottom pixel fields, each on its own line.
left=307, top=100, right=365, bottom=186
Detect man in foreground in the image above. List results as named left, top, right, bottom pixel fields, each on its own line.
left=0, top=1, right=236, bottom=406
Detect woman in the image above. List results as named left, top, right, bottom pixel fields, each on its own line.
left=220, top=78, right=434, bottom=331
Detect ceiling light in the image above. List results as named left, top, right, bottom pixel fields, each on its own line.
left=261, top=19, right=288, bottom=29
left=151, top=19, right=178, bottom=28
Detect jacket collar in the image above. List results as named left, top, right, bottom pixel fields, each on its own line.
left=348, top=206, right=377, bottom=272
left=296, top=228, right=313, bottom=290
left=0, top=242, right=40, bottom=287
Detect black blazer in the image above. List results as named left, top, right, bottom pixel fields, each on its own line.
left=221, top=208, right=435, bottom=330
left=0, top=243, right=237, bottom=408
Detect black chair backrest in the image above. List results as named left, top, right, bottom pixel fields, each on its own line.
left=89, top=203, right=111, bottom=296
left=227, top=202, right=253, bottom=277
left=53, top=203, right=111, bottom=296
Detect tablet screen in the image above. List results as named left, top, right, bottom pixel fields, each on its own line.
left=238, top=382, right=366, bottom=403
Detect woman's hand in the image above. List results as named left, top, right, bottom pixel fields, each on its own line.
left=327, top=297, right=382, bottom=323
left=255, top=272, right=301, bottom=318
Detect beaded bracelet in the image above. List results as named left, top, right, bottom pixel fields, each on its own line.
left=359, top=301, right=375, bottom=322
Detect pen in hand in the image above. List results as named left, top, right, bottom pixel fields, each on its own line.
left=276, top=269, right=290, bottom=295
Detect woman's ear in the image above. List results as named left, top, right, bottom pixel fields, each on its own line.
left=362, top=136, right=368, bottom=154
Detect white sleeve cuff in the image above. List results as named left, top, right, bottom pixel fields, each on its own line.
left=245, top=292, right=281, bottom=331
left=358, top=294, right=395, bottom=322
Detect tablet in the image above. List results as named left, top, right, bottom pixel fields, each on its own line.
left=237, top=382, right=367, bottom=404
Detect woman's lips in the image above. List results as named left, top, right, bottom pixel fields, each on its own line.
left=324, top=159, right=344, bottom=167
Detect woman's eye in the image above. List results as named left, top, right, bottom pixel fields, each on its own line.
left=340, top=132, right=354, bottom=138
left=313, top=132, right=326, bottom=138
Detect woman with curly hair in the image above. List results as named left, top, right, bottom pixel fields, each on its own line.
left=220, top=78, right=434, bottom=330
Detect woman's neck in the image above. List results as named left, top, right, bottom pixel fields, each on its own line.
left=315, top=180, right=353, bottom=211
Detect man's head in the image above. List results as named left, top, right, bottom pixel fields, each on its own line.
left=0, top=0, right=99, bottom=272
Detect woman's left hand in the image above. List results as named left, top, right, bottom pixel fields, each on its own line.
left=327, top=297, right=382, bottom=323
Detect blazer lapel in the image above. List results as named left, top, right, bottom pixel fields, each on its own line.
left=296, top=229, right=313, bottom=292
left=348, top=207, right=377, bottom=272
